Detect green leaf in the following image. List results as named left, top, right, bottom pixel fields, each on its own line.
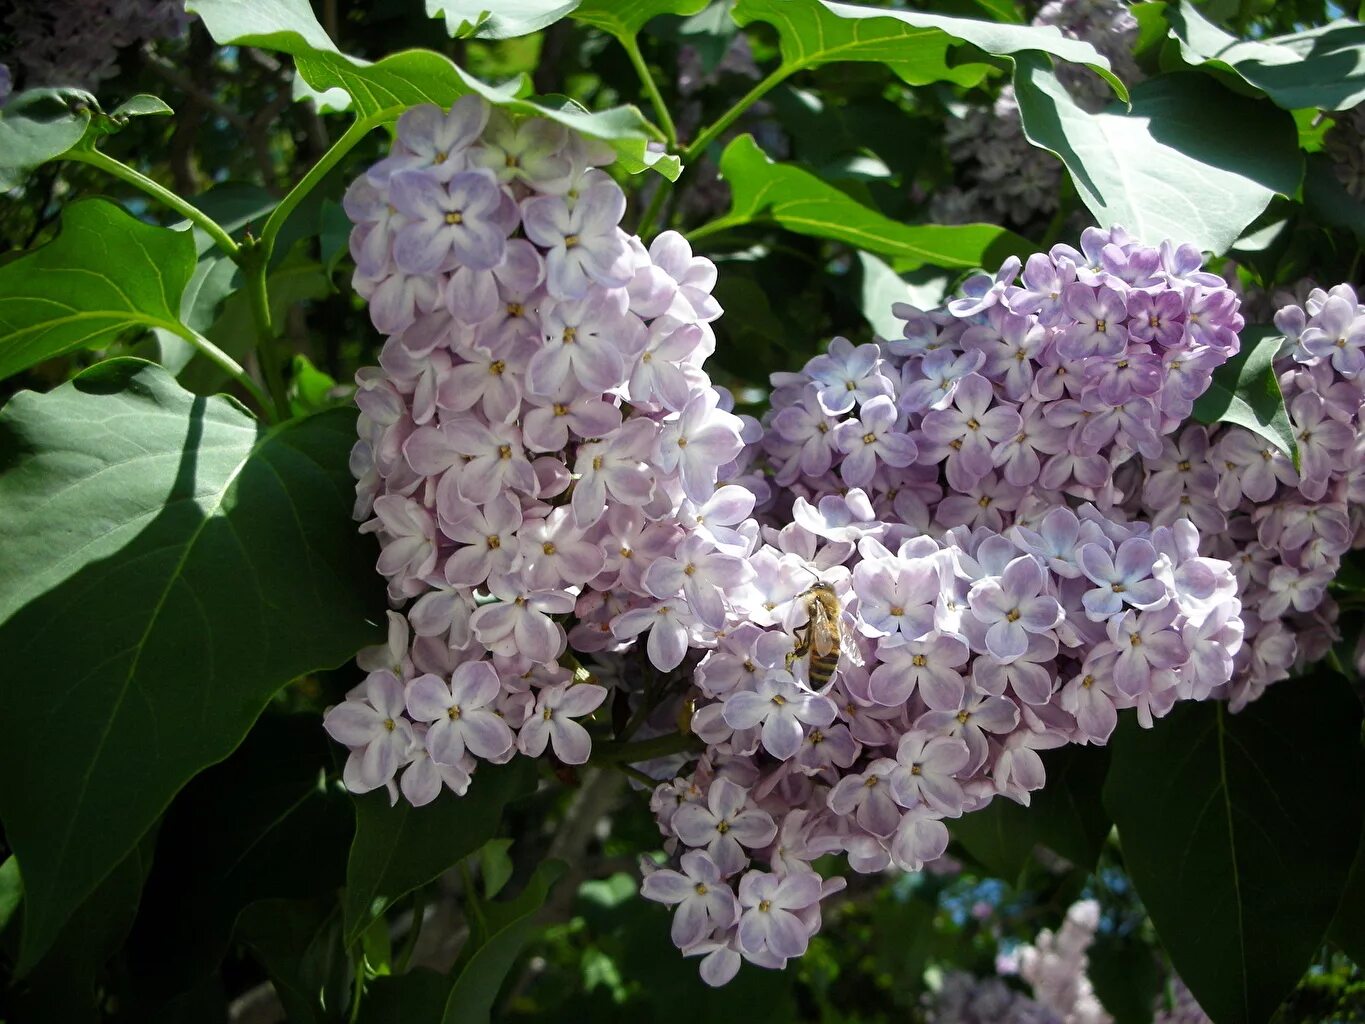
left=342, top=758, right=539, bottom=946
left=237, top=899, right=352, bottom=1024
left=856, top=252, right=949, bottom=339
left=123, top=714, right=353, bottom=998
left=1304, top=152, right=1365, bottom=243
left=699, top=135, right=1031, bottom=271
left=0, top=856, right=21, bottom=937
left=0, top=88, right=97, bottom=189
left=5, top=831, right=157, bottom=1024
left=1330, top=828, right=1365, bottom=966
left=109, top=94, right=174, bottom=119
left=734, top=0, right=1128, bottom=98
left=1014, top=56, right=1302, bottom=255
left=425, top=0, right=580, bottom=38
left=572, top=0, right=710, bottom=38
left=1192, top=326, right=1297, bottom=462
left=441, top=859, right=566, bottom=1024
left=481, top=839, right=516, bottom=900
left=1170, top=2, right=1365, bottom=113
left=0, top=359, right=382, bottom=973
left=289, top=354, right=343, bottom=417
left=1103, top=676, right=1365, bottom=1024
left=1088, top=936, right=1160, bottom=1024
left=0, top=198, right=197, bottom=381
left=951, top=745, right=1111, bottom=882
left=186, top=0, right=680, bottom=179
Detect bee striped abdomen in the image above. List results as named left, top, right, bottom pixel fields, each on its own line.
left=808, top=649, right=840, bottom=687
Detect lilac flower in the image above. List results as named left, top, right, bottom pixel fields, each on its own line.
left=900, top=347, right=986, bottom=413
left=1078, top=537, right=1169, bottom=620
left=967, top=555, right=1064, bottom=662
left=916, top=692, right=1021, bottom=772
left=851, top=555, right=938, bottom=641
left=804, top=336, right=893, bottom=415
left=439, top=494, right=523, bottom=586
left=470, top=573, right=573, bottom=663
left=642, top=850, right=740, bottom=948
left=889, top=731, right=970, bottom=814
left=919, top=373, right=1023, bottom=490
left=963, top=310, right=1044, bottom=400
left=889, top=805, right=950, bottom=872
left=405, top=662, right=515, bottom=763
left=1057, top=283, right=1128, bottom=359
left=770, top=386, right=841, bottom=482
left=723, top=672, right=838, bottom=760
left=1107, top=606, right=1187, bottom=696
left=832, top=395, right=918, bottom=488
left=324, top=672, right=415, bottom=789
left=518, top=682, right=607, bottom=764
left=656, top=390, right=745, bottom=502
left=519, top=506, right=606, bottom=589
left=521, top=389, right=622, bottom=453
left=470, top=111, right=570, bottom=188
left=737, top=870, right=822, bottom=960
left=867, top=633, right=969, bottom=710
left=1127, top=289, right=1185, bottom=347
left=672, top=778, right=778, bottom=875
left=826, top=759, right=901, bottom=836
left=390, top=168, right=509, bottom=274
left=612, top=599, right=700, bottom=672
left=364, top=495, right=439, bottom=598
left=528, top=289, right=644, bottom=396
left=571, top=418, right=658, bottom=527
left=948, top=256, right=1020, bottom=317
left=644, top=533, right=754, bottom=628
left=370, top=99, right=489, bottom=183
left=521, top=181, right=633, bottom=299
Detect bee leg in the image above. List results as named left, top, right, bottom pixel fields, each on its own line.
left=787, top=625, right=811, bottom=669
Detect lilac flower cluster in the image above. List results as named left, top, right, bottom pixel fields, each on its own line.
left=1132, top=284, right=1365, bottom=709
left=328, top=97, right=744, bottom=804
left=2, top=0, right=187, bottom=91
left=637, top=228, right=1249, bottom=985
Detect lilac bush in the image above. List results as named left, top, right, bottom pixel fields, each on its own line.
left=330, top=99, right=1365, bottom=988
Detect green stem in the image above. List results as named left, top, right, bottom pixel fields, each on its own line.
left=394, top=886, right=428, bottom=974
left=682, top=66, right=789, bottom=164
left=637, top=178, right=671, bottom=240
left=620, top=35, right=678, bottom=150
left=686, top=216, right=744, bottom=245
left=242, top=250, right=289, bottom=420
left=66, top=148, right=241, bottom=258
left=459, top=860, right=489, bottom=945
left=261, top=113, right=385, bottom=263
left=592, top=731, right=702, bottom=765
left=613, top=762, right=660, bottom=787
left=176, top=324, right=276, bottom=416
left=347, top=951, right=366, bottom=1024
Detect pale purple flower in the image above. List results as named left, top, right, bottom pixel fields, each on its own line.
left=405, top=661, right=515, bottom=764
left=1181, top=600, right=1244, bottom=700
left=1297, top=294, right=1365, bottom=376
left=963, top=310, right=1044, bottom=400
left=737, top=870, right=822, bottom=960
left=900, top=347, right=986, bottom=413
left=770, top=386, right=840, bottom=483
left=572, top=418, right=658, bottom=527
left=826, top=759, right=901, bottom=836
left=722, top=672, right=838, bottom=761
left=518, top=682, right=607, bottom=764
left=918, top=373, right=1022, bottom=490
left=1127, top=289, right=1185, bottom=347
left=364, top=495, right=439, bottom=597
left=521, top=389, right=622, bottom=453
left=649, top=231, right=722, bottom=323
left=521, top=180, right=633, bottom=299
left=948, top=256, right=1019, bottom=318
left=612, top=599, right=699, bottom=671
left=916, top=692, right=1021, bottom=772
left=1107, top=606, right=1187, bottom=696
left=628, top=317, right=705, bottom=411
left=867, top=633, right=969, bottom=710
left=1057, top=283, right=1128, bottom=359
left=672, top=778, right=778, bottom=876
left=324, top=671, right=414, bottom=790
left=805, top=336, right=893, bottom=415
left=656, top=390, right=745, bottom=502
left=1079, top=537, right=1170, bottom=620
left=529, top=289, right=644, bottom=396
left=889, top=805, right=950, bottom=872
left=1059, top=652, right=1121, bottom=743
left=370, top=98, right=489, bottom=183
left=519, top=506, right=606, bottom=589
left=439, top=493, right=523, bottom=586
left=470, top=111, right=571, bottom=188
left=470, top=572, right=573, bottom=663
left=400, top=743, right=473, bottom=806
left=390, top=168, right=509, bottom=274
left=851, top=554, right=938, bottom=641
left=833, top=395, right=918, bottom=487
left=642, top=850, right=740, bottom=949
left=967, top=555, right=1063, bottom=662
left=973, top=632, right=1058, bottom=705
left=888, top=731, right=970, bottom=815
left=644, top=532, right=754, bottom=628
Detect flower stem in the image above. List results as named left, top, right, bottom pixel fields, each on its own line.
left=240, top=244, right=289, bottom=420
left=681, top=66, right=788, bottom=164
left=176, top=323, right=277, bottom=418
left=394, top=885, right=428, bottom=974
left=620, top=35, right=678, bottom=151
left=66, top=147, right=241, bottom=258
left=592, top=730, right=702, bottom=765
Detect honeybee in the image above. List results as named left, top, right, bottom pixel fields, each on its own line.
left=790, top=579, right=859, bottom=687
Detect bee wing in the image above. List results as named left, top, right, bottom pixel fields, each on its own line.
left=809, top=601, right=839, bottom=657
